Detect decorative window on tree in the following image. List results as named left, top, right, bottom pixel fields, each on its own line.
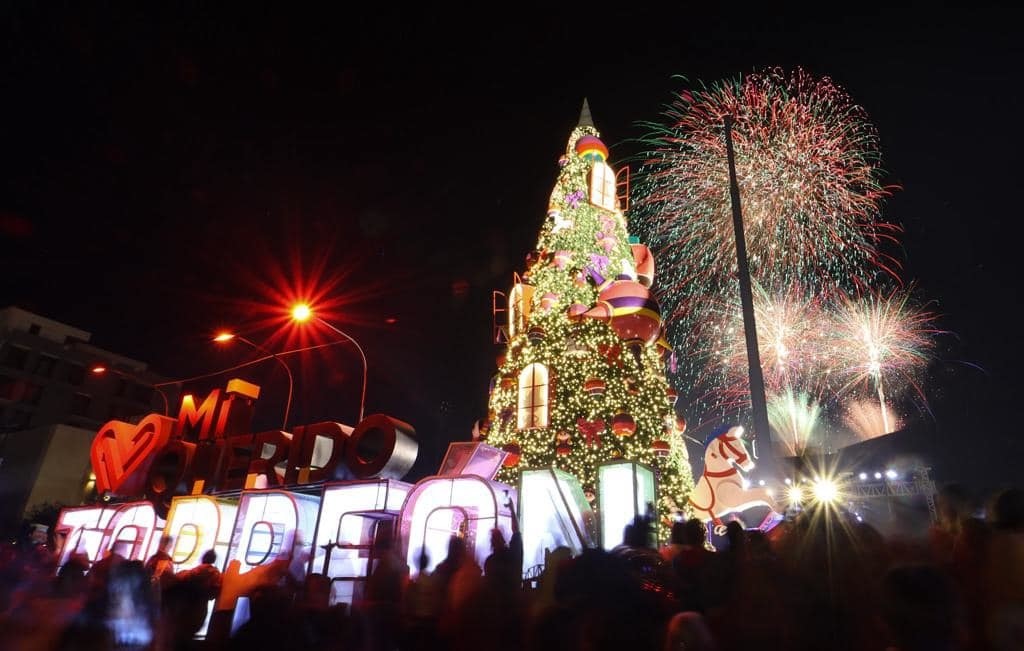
left=508, top=282, right=534, bottom=338
left=590, top=162, right=618, bottom=211
left=517, top=363, right=549, bottom=429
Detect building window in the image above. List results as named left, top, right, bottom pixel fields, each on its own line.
left=107, top=403, right=145, bottom=421
left=66, top=363, right=85, bottom=386
left=2, top=346, right=29, bottom=370
left=517, top=363, right=549, bottom=429
left=28, top=323, right=41, bottom=336
left=131, top=384, right=154, bottom=404
left=0, top=375, right=16, bottom=401
left=21, top=381, right=43, bottom=405
left=33, top=355, right=57, bottom=377
left=71, top=393, right=91, bottom=417
left=589, top=162, right=618, bottom=211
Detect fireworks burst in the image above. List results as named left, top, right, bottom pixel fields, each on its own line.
left=843, top=398, right=903, bottom=442
left=827, top=287, right=940, bottom=411
left=767, top=389, right=822, bottom=456
left=710, top=283, right=827, bottom=401
left=635, top=67, right=899, bottom=303
left=631, top=68, right=917, bottom=435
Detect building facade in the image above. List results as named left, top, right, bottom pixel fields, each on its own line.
left=0, top=306, right=176, bottom=536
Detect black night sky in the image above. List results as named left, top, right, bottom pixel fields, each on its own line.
left=2, top=6, right=1022, bottom=490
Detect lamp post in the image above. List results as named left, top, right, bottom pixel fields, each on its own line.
left=290, top=303, right=368, bottom=422
left=213, top=333, right=294, bottom=431
left=90, top=365, right=170, bottom=416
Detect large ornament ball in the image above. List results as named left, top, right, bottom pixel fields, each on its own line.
left=575, top=135, right=609, bottom=162
left=611, top=413, right=636, bottom=438
left=584, top=378, right=606, bottom=396
left=651, top=439, right=670, bottom=457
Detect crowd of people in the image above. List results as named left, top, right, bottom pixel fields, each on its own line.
left=1, top=486, right=1022, bottom=651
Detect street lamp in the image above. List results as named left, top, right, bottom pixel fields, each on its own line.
left=213, top=332, right=294, bottom=431
left=290, top=303, right=367, bottom=422
left=90, top=365, right=170, bottom=416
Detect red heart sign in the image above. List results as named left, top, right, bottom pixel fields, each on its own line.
left=90, top=413, right=176, bottom=496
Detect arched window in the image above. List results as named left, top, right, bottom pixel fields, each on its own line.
left=517, top=363, right=549, bottom=429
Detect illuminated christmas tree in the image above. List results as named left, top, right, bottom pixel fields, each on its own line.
left=484, top=103, right=694, bottom=535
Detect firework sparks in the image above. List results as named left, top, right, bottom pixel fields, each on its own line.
left=843, top=398, right=903, bottom=442
left=633, top=68, right=901, bottom=423
left=710, top=283, right=827, bottom=399
left=767, top=389, right=822, bottom=456
left=635, top=68, right=899, bottom=302
left=827, top=287, right=939, bottom=431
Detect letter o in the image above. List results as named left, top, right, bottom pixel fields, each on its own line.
left=145, top=440, right=195, bottom=518
left=344, top=414, right=418, bottom=479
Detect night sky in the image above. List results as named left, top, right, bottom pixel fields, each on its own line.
left=2, top=6, right=1022, bottom=491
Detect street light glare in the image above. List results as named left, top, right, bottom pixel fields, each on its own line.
left=213, top=332, right=235, bottom=343
left=812, top=478, right=840, bottom=504
left=91, top=365, right=107, bottom=374
left=787, top=485, right=804, bottom=505
left=291, top=303, right=312, bottom=322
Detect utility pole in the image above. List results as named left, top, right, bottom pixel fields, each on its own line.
left=724, top=115, right=775, bottom=478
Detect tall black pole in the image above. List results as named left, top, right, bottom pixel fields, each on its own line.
left=724, top=115, right=775, bottom=476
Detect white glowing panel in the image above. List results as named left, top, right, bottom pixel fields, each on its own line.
left=437, top=442, right=506, bottom=480
left=519, top=468, right=596, bottom=571
left=102, top=502, right=159, bottom=561
left=308, top=479, right=409, bottom=606
left=55, top=505, right=111, bottom=568
left=225, top=490, right=320, bottom=580
left=399, top=476, right=515, bottom=575
left=164, top=495, right=239, bottom=572
left=598, top=460, right=656, bottom=549
left=54, top=502, right=161, bottom=570
left=143, top=520, right=167, bottom=561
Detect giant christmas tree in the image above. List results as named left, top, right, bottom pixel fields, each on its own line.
left=483, top=104, right=694, bottom=533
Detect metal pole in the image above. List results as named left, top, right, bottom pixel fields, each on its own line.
left=315, top=318, right=368, bottom=422
left=724, top=115, right=775, bottom=474
left=236, top=336, right=294, bottom=431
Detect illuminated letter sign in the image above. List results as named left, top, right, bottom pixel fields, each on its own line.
left=91, top=414, right=176, bottom=495
left=398, top=475, right=516, bottom=574
left=89, top=380, right=419, bottom=519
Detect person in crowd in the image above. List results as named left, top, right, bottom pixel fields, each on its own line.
left=145, top=534, right=176, bottom=588
left=672, top=518, right=714, bottom=613
left=360, top=530, right=409, bottom=651
left=881, top=564, right=965, bottom=651
left=930, top=482, right=976, bottom=565
left=663, top=611, right=717, bottom=651
left=983, top=487, right=1024, bottom=651
left=402, top=550, right=442, bottom=651
left=660, top=520, right=687, bottom=564
left=484, top=498, right=523, bottom=591
left=159, top=573, right=210, bottom=651
left=86, top=541, right=129, bottom=598
left=177, top=549, right=221, bottom=600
